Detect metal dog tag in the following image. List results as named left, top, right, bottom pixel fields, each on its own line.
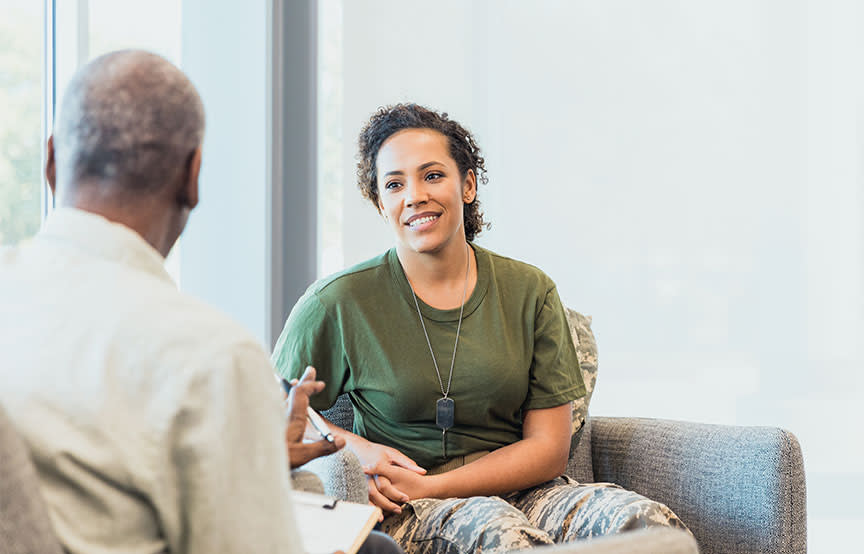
left=436, top=397, right=454, bottom=430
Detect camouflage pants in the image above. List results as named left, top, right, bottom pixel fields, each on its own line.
left=379, top=476, right=689, bottom=554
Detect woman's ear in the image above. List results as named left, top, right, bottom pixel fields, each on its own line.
left=463, top=169, right=477, bottom=204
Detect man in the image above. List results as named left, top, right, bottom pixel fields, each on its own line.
left=0, top=50, right=395, bottom=553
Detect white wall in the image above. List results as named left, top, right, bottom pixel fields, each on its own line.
left=180, top=0, right=271, bottom=346
left=327, top=0, right=863, bottom=549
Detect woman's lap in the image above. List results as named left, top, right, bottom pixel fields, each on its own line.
left=379, top=495, right=552, bottom=554
left=505, top=476, right=688, bottom=543
left=380, top=477, right=688, bottom=554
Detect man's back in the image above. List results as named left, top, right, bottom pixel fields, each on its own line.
left=0, top=208, right=300, bottom=553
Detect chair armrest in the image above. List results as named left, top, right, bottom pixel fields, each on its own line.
left=590, top=417, right=806, bottom=554
left=515, top=528, right=699, bottom=554
left=296, top=448, right=369, bottom=504
left=290, top=469, right=325, bottom=494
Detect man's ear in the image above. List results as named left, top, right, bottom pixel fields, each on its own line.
left=180, top=147, right=202, bottom=210
left=462, top=169, right=477, bottom=204
left=45, top=135, right=57, bottom=196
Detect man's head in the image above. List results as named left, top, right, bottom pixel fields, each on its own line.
left=46, top=50, right=205, bottom=256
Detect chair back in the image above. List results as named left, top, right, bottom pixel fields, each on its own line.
left=0, top=404, right=64, bottom=554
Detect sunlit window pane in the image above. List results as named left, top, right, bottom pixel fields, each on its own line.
left=88, top=0, right=181, bottom=63
left=52, top=0, right=183, bottom=281
left=0, top=1, right=42, bottom=246
left=87, top=0, right=183, bottom=282
left=317, top=0, right=344, bottom=277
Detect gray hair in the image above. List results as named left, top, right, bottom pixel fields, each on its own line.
left=54, top=50, right=205, bottom=193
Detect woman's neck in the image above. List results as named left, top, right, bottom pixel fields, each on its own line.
left=396, top=240, right=478, bottom=310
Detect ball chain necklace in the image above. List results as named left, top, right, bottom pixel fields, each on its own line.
left=407, top=242, right=470, bottom=459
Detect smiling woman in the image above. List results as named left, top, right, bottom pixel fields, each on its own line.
left=273, top=104, right=689, bottom=553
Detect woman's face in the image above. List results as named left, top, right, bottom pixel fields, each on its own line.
left=375, top=128, right=476, bottom=256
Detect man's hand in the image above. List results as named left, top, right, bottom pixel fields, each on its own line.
left=283, top=366, right=346, bottom=469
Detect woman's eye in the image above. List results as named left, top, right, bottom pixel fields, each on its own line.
left=384, top=181, right=402, bottom=190
left=425, top=172, right=443, bottom=181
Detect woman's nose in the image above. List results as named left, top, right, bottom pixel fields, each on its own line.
left=404, top=180, right=429, bottom=206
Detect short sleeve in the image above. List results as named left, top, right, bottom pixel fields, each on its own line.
left=522, top=286, right=586, bottom=411
left=271, top=289, right=350, bottom=411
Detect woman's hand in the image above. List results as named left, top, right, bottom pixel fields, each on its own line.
left=368, top=463, right=437, bottom=504
left=348, top=437, right=426, bottom=516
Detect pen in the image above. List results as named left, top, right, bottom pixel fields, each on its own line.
left=280, top=378, right=336, bottom=444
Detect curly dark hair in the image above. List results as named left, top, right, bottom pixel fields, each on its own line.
left=356, top=103, right=489, bottom=242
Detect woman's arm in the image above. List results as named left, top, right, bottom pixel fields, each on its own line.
left=373, top=403, right=572, bottom=500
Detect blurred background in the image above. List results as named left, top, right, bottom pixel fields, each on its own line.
left=1, top=1, right=860, bottom=550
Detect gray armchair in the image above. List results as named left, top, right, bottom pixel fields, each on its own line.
left=301, top=308, right=806, bottom=554
left=581, top=416, right=805, bottom=554
left=0, top=404, right=64, bottom=554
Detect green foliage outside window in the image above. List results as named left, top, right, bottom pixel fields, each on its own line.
left=0, top=1, right=42, bottom=246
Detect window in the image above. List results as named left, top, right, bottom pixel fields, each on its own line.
left=317, top=0, right=344, bottom=277
left=0, top=1, right=42, bottom=246
left=52, top=0, right=183, bottom=281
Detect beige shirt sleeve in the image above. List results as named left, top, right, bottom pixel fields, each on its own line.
left=147, top=340, right=302, bottom=554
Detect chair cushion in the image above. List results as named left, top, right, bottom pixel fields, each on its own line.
left=564, top=308, right=598, bottom=435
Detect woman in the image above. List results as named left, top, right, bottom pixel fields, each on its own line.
left=273, top=104, right=686, bottom=553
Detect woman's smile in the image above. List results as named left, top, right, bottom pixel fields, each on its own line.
left=405, top=212, right=441, bottom=231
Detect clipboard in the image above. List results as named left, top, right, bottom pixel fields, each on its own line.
left=292, top=490, right=383, bottom=554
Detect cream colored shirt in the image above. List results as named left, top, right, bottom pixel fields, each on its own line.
left=0, top=208, right=301, bottom=554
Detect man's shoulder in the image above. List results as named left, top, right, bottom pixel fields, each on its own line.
left=139, top=282, right=265, bottom=356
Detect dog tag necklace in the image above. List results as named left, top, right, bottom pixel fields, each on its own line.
left=408, top=242, right=470, bottom=459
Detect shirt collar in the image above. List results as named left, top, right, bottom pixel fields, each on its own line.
left=38, top=207, right=174, bottom=285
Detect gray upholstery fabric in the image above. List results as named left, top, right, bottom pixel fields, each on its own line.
left=566, top=418, right=595, bottom=483
left=0, top=405, right=64, bottom=554
left=516, top=528, right=699, bottom=554
left=290, top=469, right=325, bottom=494
left=300, top=448, right=369, bottom=504
left=590, top=417, right=806, bottom=554
left=322, top=392, right=355, bottom=432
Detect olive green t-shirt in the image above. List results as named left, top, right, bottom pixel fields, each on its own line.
left=271, top=244, right=585, bottom=469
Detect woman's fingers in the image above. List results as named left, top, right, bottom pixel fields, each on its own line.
left=362, top=451, right=426, bottom=477
left=390, top=452, right=426, bottom=474
left=370, top=471, right=409, bottom=503
left=366, top=476, right=403, bottom=517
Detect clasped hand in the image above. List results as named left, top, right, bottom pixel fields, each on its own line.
left=353, top=439, right=430, bottom=516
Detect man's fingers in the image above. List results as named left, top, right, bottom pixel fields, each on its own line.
left=291, top=379, right=327, bottom=397
left=288, top=439, right=344, bottom=469
left=299, top=365, right=316, bottom=382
